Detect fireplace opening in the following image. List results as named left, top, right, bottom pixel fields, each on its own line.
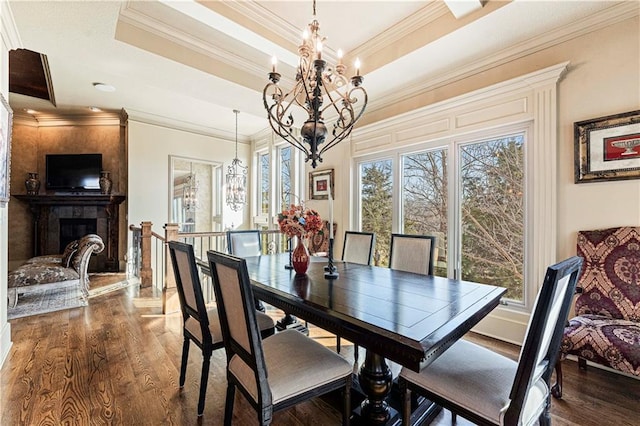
left=59, top=218, right=97, bottom=252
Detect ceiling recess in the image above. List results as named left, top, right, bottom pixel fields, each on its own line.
left=9, top=48, right=56, bottom=106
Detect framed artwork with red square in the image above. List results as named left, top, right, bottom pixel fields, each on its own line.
left=309, top=168, right=334, bottom=200
left=575, top=110, right=640, bottom=183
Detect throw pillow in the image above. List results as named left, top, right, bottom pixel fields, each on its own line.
left=61, top=240, right=79, bottom=268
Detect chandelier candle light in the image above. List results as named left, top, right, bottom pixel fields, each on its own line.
left=324, top=190, right=338, bottom=278
left=263, top=0, right=367, bottom=168
left=226, top=109, right=248, bottom=211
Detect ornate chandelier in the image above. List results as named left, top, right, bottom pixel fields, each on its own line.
left=226, top=109, right=247, bottom=211
left=263, top=0, right=367, bottom=168
left=183, top=165, right=198, bottom=212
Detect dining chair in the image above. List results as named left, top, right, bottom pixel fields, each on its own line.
left=337, top=231, right=376, bottom=358
left=168, top=241, right=275, bottom=417
left=226, top=229, right=262, bottom=257
left=342, top=231, right=375, bottom=265
left=398, top=256, right=583, bottom=426
left=389, top=233, right=437, bottom=275
left=227, top=229, right=265, bottom=312
left=207, top=250, right=353, bottom=426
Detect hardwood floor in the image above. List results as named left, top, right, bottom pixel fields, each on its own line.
left=1, top=280, right=639, bottom=425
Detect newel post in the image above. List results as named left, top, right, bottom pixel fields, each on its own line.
left=140, top=221, right=153, bottom=287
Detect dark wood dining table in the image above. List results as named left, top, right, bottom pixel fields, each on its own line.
left=203, top=253, right=504, bottom=425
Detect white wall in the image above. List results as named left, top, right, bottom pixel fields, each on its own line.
left=556, top=17, right=640, bottom=257
left=127, top=120, right=252, bottom=240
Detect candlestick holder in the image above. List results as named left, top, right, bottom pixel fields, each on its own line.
left=285, top=237, right=294, bottom=270
left=324, top=238, right=339, bottom=279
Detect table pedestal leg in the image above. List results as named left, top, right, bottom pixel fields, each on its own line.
left=358, top=350, right=393, bottom=424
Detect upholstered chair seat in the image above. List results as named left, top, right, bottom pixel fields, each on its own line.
left=561, top=315, right=640, bottom=375
left=228, top=329, right=353, bottom=405
left=401, top=339, right=548, bottom=425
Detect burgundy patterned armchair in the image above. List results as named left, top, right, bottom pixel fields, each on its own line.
left=552, top=226, right=640, bottom=398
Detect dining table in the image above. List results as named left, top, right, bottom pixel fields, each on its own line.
left=203, top=253, right=506, bottom=425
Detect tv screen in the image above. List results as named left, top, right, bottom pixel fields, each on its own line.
left=46, top=154, right=102, bottom=190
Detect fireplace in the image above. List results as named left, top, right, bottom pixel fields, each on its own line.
left=59, top=218, right=97, bottom=252
left=15, top=194, right=126, bottom=272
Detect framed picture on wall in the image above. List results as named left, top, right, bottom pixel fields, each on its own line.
left=0, top=93, right=13, bottom=207
left=309, top=168, right=334, bottom=200
left=575, top=110, right=640, bottom=183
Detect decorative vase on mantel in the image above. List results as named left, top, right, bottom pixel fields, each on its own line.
left=292, top=237, right=310, bottom=275
left=25, top=172, right=40, bottom=195
left=99, top=171, right=112, bottom=195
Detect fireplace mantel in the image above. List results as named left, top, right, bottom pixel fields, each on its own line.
left=15, top=194, right=126, bottom=272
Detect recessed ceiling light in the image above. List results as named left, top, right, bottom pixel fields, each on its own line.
left=24, top=108, right=37, bottom=114
left=89, top=106, right=102, bottom=112
left=93, top=82, right=116, bottom=92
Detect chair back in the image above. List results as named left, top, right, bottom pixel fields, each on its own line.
left=227, top=230, right=262, bottom=257
left=342, top=231, right=375, bottom=265
left=504, top=256, right=583, bottom=425
left=206, top=250, right=272, bottom=406
left=574, top=226, right=640, bottom=321
left=389, top=233, right=436, bottom=275
left=168, top=241, right=212, bottom=347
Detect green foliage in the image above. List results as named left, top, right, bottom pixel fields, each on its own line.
left=361, top=160, right=393, bottom=266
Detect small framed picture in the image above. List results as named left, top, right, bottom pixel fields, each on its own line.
left=0, top=93, right=13, bottom=207
left=309, top=168, right=334, bottom=200
left=575, top=110, right=640, bottom=183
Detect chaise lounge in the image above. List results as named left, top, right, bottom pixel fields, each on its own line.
left=7, top=234, right=105, bottom=308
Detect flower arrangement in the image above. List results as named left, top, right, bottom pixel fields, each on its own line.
left=277, top=204, right=324, bottom=239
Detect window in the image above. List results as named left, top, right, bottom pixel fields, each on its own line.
left=359, top=159, right=393, bottom=266
left=459, top=134, right=524, bottom=301
left=401, top=149, right=448, bottom=276
left=259, top=153, right=270, bottom=215
left=356, top=130, right=526, bottom=302
left=279, top=146, right=292, bottom=210
left=253, top=140, right=303, bottom=254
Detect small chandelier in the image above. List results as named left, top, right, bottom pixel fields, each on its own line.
left=263, top=0, right=367, bottom=168
left=183, top=166, right=198, bottom=212
left=226, top=109, right=247, bottom=211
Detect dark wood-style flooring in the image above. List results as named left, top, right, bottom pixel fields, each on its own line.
left=1, top=277, right=639, bottom=425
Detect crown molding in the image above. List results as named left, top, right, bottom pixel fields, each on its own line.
left=2, top=2, right=22, bottom=50
left=350, top=2, right=449, bottom=61
left=126, top=108, right=252, bottom=144
left=365, top=1, right=638, bottom=117
left=13, top=111, right=122, bottom=127
left=117, top=3, right=268, bottom=80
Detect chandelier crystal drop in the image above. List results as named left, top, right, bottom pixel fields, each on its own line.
left=263, top=0, right=367, bottom=168
left=226, top=109, right=247, bottom=212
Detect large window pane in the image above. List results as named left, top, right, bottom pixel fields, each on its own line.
left=402, top=149, right=448, bottom=276
left=279, top=146, right=292, bottom=210
left=360, top=159, right=393, bottom=266
left=459, top=134, right=524, bottom=301
left=260, top=153, right=270, bottom=215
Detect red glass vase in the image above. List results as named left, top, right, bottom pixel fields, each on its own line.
left=292, top=238, right=310, bottom=275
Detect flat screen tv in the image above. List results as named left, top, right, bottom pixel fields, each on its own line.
left=46, top=153, right=102, bottom=191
